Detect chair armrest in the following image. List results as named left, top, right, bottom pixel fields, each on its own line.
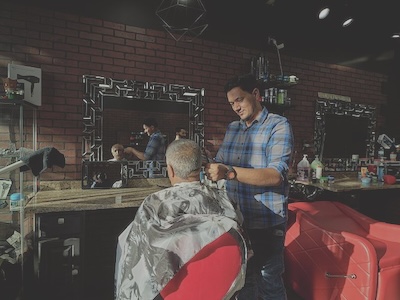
left=294, top=210, right=379, bottom=266
left=334, top=201, right=400, bottom=242
left=368, top=222, right=400, bottom=242
left=286, top=206, right=379, bottom=300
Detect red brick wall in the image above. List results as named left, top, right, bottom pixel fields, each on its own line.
left=0, top=3, right=388, bottom=180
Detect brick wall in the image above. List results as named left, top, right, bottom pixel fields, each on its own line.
left=0, top=3, right=388, bottom=180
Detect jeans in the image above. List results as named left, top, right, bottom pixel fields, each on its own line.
left=237, top=223, right=287, bottom=300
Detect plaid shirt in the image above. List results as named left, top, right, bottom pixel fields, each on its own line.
left=144, top=130, right=166, bottom=160
left=216, top=107, right=293, bottom=229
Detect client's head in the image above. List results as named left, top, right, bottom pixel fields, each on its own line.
left=111, top=144, right=124, bottom=161
left=166, top=139, right=201, bottom=184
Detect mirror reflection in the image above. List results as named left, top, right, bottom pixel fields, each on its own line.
left=82, top=76, right=205, bottom=181
left=82, top=161, right=128, bottom=189
left=314, top=99, right=376, bottom=165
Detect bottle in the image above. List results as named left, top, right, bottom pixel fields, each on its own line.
left=378, top=146, right=384, bottom=159
left=297, top=154, right=310, bottom=182
left=310, top=155, right=323, bottom=182
left=10, top=193, right=24, bottom=211
left=129, top=131, right=136, bottom=146
left=377, top=158, right=385, bottom=182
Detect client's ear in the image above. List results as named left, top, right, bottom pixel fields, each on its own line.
left=167, top=164, right=175, bottom=178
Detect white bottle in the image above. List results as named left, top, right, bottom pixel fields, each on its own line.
left=297, top=154, right=310, bottom=182
left=310, top=155, right=323, bottom=181
left=377, top=158, right=385, bottom=182
left=378, top=147, right=384, bottom=159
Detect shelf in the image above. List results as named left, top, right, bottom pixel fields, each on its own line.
left=262, top=102, right=292, bottom=114
left=0, top=99, right=37, bottom=280
left=0, top=99, right=24, bottom=105
left=263, top=80, right=298, bottom=89
left=257, top=74, right=299, bottom=90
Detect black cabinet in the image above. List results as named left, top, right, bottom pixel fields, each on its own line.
left=33, top=207, right=137, bottom=300
left=34, top=211, right=84, bottom=300
left=37, top=238, right=81, bottom=299
left=82, top=208, right=137, bottom=300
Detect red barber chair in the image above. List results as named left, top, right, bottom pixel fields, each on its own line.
left=159, top=229, right=247, bottom=300
left=285, top=201, right=400, bottom=300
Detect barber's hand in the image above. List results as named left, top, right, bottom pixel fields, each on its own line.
left=124, top=147, right=133, bottom=154
left=205, top=163, right=229, bottom=181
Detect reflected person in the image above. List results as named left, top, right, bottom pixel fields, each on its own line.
left=115, top=139, right=245, bottom=300
left=124, top=118, right=166, bottom=161
left=108, top=143, right=125, bottom=161
left=174, top=126, right=187, bottom=140
left=205, top=73, right=294, bottom=299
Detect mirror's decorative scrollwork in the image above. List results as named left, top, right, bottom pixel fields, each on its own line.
left=127, top=160, right=167, bottom=179
left=314, top=99, right=376, bottom=160
left=82, top=75, right=205, bottom=178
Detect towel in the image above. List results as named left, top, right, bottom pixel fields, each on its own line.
left=20, top=147, right=65, bottom=176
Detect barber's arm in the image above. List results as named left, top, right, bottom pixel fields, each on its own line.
left=124, top=147, right=145, bottom=160
left=205, top=164, right=282, bottom=186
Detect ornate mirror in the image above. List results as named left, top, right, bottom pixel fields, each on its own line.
left=82, top=75, right=205, bottom=180
left=314, top=99, right=376, bottom=162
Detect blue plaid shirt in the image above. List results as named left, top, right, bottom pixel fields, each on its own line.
left=216, top=107, right=293, bottom=229
left=144, top=130, right=166, bottom=160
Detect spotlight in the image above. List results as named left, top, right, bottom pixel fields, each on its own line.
left=318, top=7, right=330, bottom=19
left=391, top=33, right=400, bottom=39
left=342, top=17, right=354, bottom=27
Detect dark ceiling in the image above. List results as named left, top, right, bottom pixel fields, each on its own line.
left=25, top=0, right=400, bottom=76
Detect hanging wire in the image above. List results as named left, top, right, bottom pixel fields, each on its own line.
left=269, top=37, right=284, bottom=76
left=275, top=44, right=284, bottom=76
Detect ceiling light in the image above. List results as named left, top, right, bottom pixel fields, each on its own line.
left=342, top=17, right=354, bottom=27
left=391, top=33, right=400, bottom=39
left=318, top=7, right=330, bottom=19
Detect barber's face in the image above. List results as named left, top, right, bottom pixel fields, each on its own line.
left=227, top=87, right=261, bottom=124
left=143, top=124, right=155, bottom=136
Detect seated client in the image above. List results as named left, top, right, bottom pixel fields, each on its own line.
left=108, top=143, right=125, bottom=161
left=114, top=139, right=245, bottom=300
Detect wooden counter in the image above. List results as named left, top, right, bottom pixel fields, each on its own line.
left=25, top=179, right=170, bottom=214
left=302, top=179, right=400, bottom=193
left=292, top=175, right=400, bottom=224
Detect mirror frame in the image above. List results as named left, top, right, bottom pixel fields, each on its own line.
left=314, top=99, right=376, bottom=160
left=82, top=75, right=205, bottom=178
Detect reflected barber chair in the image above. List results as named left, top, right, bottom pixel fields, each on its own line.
left=159, top=229, right=247, bottom=300
left=284, top=201, right=400, bottom=300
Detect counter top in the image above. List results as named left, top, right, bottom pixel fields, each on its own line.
left=299, top=178, right=400, bottom=193
left=25, top=179, right=171, bottom=214
left=23, top=176, right=400, bottom=214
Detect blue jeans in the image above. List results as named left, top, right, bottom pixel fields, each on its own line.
left=238, top=223, right=287, bottom=300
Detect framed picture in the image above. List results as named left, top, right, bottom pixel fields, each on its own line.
left=8, top=63, right=42, bottom=106
left=0, top=178, right=12, bottom=200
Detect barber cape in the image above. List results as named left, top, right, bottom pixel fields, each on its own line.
left=115, top=181, right=245, bottom=300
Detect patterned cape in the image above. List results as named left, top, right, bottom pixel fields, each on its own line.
left=115, top=181, right=246, bottom=300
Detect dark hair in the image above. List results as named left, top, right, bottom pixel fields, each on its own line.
left=175, top=126, right=185, bottom=132
left=143, top=117, right=158, bottom=128
left=224, top=73, right=259, bottom=94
